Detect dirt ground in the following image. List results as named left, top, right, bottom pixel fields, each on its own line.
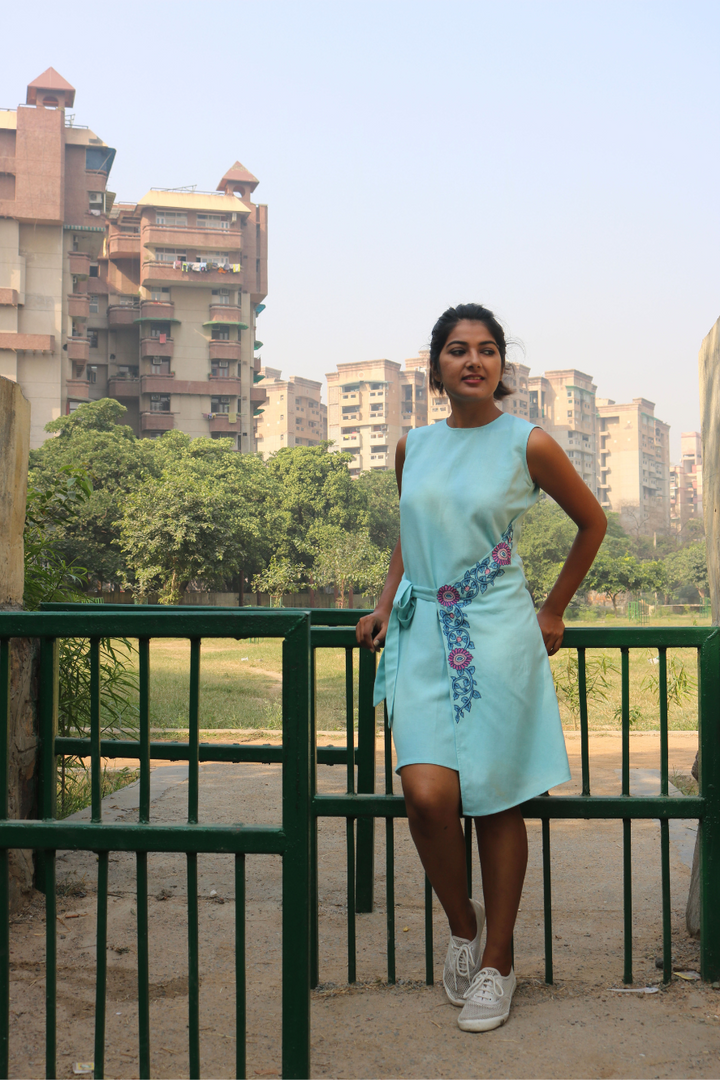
left=8, top=730, right=720, bottom=1080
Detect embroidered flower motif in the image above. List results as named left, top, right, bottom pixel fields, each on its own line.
left=448, top=648, right=473, bottom=670
left=437, top=584, right=461, bottom=607
left=491, top=541, right=512, bottom=566
left=437, top=523, right=514, bottom=721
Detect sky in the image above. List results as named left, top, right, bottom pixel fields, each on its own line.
left=4, top=0, right=719, bottom=459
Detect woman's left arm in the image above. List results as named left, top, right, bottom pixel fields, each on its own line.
left=526, top=427, right=608, bottom=655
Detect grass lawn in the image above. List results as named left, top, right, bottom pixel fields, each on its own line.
left=118, top=611, right=709, bottom=736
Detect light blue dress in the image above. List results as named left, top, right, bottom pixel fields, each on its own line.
left=373, top=413, right=571, bottom=816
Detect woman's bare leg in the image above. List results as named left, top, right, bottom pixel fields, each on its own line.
left=400, top=764, right=476, bottom=940
left=475, top=806, right=528, bottom=976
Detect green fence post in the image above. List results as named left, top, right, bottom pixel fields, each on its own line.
left=281, top=615, right=312, bottom=1079
left=699, top=629, right=720, bottom=981
left=355, top=648, right=376, bottom=913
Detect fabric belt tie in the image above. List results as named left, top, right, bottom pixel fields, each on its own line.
left=373, top=577, right=436, bottom=727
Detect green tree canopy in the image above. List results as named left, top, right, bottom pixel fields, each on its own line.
left=517, top=498, right=578, bottom=605
left=585, top=552, right=665, bottom=611
left=664, top=540, right=709, bottom=599
left=354, top=469, right=400, bottom=551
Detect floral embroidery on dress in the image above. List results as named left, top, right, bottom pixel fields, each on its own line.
left=437, top=523, right=514, bottom=721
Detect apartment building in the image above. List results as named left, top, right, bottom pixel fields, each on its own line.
left=596, top=398, right=671, bottom=534
left=670, top=431, right=703, bottom=530
left=529, top=369, right=599, bottom=494
left=0, top=69, right=267, bottom=449
left=254, top=366, right=327, bottom=457
left=500, top=362, right=531, bottom=420
left=326, top=358, right=427, bottom=475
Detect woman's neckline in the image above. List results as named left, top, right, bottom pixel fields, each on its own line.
left=444, top=410, right=509, bottom=431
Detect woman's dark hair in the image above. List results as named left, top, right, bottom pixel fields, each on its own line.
left=428, top=303, right=513, bottom=399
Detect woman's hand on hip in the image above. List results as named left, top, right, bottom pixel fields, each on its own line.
left=537, top=605, right=565, bottom=657
left=356, top=608, right=390, bottom=652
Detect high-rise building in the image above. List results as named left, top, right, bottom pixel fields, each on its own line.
left=528, top=369, right=599, bottom=494
left=500, top=362, right=531, bottom=420
left=0, top=70, right=268, bottom=450
left=326, top=358, right=427, bottom=475
left=254, top=366, right=327, bottom=457
left=670, top=431, right=703, bottom=530
left=596, top=398, right=670, bottom=534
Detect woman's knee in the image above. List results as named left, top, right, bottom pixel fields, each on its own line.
left=402, top=775, right=461, bottom=828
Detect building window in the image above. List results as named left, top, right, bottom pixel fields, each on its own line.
left=149, top=324, right=171, bottom=339
left=150, top=358, right=171, bottom=374
left=155, top=249, right=187, bottom=263
left=89, top=264, right=99, bottom=278
left=211, top=397, right=230, bottom=414
left=156, top=211, right=187, bottom=226
left=88, top=192, right=104, bottom=213
left=211, top=328, right=230, bottom=341
left=211, top=360, right=230, bottom=377
left=88, top=330, right=99, bottom=349
left=71, top=320, right=84, bottom=338
left=150, top=287, right=170, bottom=302
left=87, top=365, right=98, bottom=384
left=88, top=296, right=99, bottom=313
left=116, top=365, right=138, bottom=379
left=198, top=214, right=229, bottom=230
left=211, top=289, right=231, bottom=305
left=150, top=395, right=171, bottom=413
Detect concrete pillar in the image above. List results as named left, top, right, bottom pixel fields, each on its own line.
left=0, top=376, right=38, bottom=908
left=687, top=317, right=720, bottom=936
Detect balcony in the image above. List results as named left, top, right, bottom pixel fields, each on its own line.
left=65, top=379, right=90, bottom=401
left=250, top=385, right=267, bottom=405
left=209, top=340, right=241, bottom=362
left=141, top=375, right=176, bottom=395
left=108, top=378, right=140, bottom=399
left=139, top=299, right=175, bottom=321
left=208, top=376, right=242, bottom=394
left=68, top=252, right=91, bottom=277
left=108, top=232, right=141, bottom=259
left=107, top=304, right=140, bottom=328
left=208, top=414, right=241, bottom=434
left=207, top=304, right=242, bottom=323
left=140, top=336, right=174, bottom=359
left=67, top=338, right=89, bottom=362
left=141, top=223, right=242, bottom=251
left=68, top=295, right=90, bottom=319
left=141, top=412, right=175, bottom=432
left=141, top=260, right=243, bottom=289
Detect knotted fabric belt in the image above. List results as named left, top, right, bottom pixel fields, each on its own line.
left=372, top=577, right=436, bottom=727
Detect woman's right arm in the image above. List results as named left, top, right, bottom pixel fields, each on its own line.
left=355, top=436, right=407, bottom=652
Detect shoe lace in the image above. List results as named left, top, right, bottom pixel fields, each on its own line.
left=450, top=941, right=474, bottom=986
left=464, top=969, right=504, bottom=1004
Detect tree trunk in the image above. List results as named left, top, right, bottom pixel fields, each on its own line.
left=687, top=316, right=720, bottom=937
left=0, top=378, right=37, bottom=911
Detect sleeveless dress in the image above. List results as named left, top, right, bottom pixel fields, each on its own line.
left=373, top=412, right=571, bottom=817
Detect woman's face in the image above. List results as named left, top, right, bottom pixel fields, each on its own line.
left=437, top=320, right=503, bottom=402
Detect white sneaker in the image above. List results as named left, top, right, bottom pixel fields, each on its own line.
left=442, top=897, right=485, bottom=1006
left=458, top=966, right=517, bottom=1031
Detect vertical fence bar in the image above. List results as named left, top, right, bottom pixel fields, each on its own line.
left=136, top=852, right=150, bottom=1080
left=542, top=817, right=553, bottom=984
left=658, top=648, right=669, bottom=797
left=621, top=648, right=630, bottom=796
left=384, top=705, right=396, bottom=985
left=281, top=616, right=312, bottom=1079
left=187, top=853, right=200, bottom=1079
left=39, top=637, right=58, bottom=1080
left=188, top=638, right=201, bottom=825
left=0, top=639, right=9, bottom=1079
left=347, top=818, right=357, bottom=984
left=235, top=854, right=246, bottom=1080
left=660, top=819, right=672, bottom=985
left=94, top=851, right=109, bottom=1079
left=577, top=648, right=590, bottom=796
left=90, top=638, right=102, bottom=823
left=623, top=819, right=633, bottom=984
left=309, top=647, right=319, bottom=988
left=356, top=648, right=376, bottom=913
left=699, top=632, right=720, bottom=981
left=464, top=818, right=473, bottom=897
left=138, top=639, right=150, bottom=825
left=44, top=851, right=57, bottom=1080
left=345, top=649, right=354, bottom=796
left=424, top=875, right=434, bottom=985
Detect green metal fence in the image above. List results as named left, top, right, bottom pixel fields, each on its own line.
left=1, top=606, right=719, bottom=1079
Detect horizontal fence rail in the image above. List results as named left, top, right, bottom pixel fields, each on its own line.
left=2, top=605, right=718, bottom=1077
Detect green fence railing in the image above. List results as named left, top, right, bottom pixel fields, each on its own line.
left=3, top=606, right=719, bottom=1078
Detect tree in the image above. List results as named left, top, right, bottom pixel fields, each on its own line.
left=517, top=498, right=577, bottom=606
left=664, top=540, right=709, bottom=600
left=251, top=557, right=306, bottom=606
left=585, top=552, right=664, bottom=612
left=311, top=527, right=388, bottom=608
left=354, top=469, right=400, bottom=551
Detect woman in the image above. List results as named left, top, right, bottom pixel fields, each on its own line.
left=356, top=303, right=606, bottom=1032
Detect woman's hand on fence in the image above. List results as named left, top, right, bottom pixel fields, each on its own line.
left=537, top=605, right=565, bottom=657
left=356, top=609, right=390, bottom=652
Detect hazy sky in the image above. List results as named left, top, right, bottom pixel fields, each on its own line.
left=4, top=1, right=719, bottom=458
